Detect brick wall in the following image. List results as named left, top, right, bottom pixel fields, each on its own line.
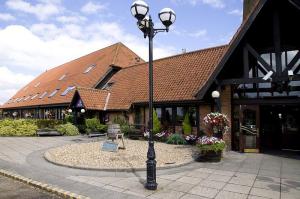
left=220, top=85, right=232, bottom=150
left=199, top=105, right=212, bottom=132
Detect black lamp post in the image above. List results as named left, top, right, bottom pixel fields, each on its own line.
left=130, top=0, right=176, bottom=190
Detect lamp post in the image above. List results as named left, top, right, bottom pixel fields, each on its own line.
left=131, top=0, right=176, bottom=190
left=212, top=90, right=221, bottom=112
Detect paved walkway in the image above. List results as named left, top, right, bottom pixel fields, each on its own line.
left=0, top=136, right=299, bottom=199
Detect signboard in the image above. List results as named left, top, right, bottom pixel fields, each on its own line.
left=101, top=141, right=118, bottom=152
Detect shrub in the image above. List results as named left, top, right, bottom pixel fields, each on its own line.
left=182, top=113, right=192, bottom=135
left=55, top=123, right=79, bottom=136
left=153, top=109, right=161, bottom=134
left=112, top=116, right=128, bottom=126
left=121, top=125, right=137, bottom=136
left=85, top=118, right=107, bottom=133
left=166, top=133, right=186, bottom=145
left=36, top=119, right=64, bottom=129
left=155, top=130, right=172, bottom=142
left=64, top=114, right=73, bottom=123
left=0, top=119, right=38, bottom=136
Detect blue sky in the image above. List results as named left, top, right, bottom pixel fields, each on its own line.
left=0, top=0, right=243, bottom=104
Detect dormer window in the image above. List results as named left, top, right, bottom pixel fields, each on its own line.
left=39, top=92, right=47, bottom=99
left=34, top=82, right=40, bottom=87
left=83, top=64, right=96, bottom=74
left=59, top=74, right=66, bottom=81
left=49, top=89, right=59, bottom=98
left=61, top=86, right=76, bottom=96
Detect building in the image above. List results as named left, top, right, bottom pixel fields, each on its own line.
left=1, top=0, right=300, bottom=152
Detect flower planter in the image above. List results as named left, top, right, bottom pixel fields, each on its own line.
left=196, top=150, right=222, bottom=162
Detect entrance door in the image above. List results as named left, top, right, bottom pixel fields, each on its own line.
left=239, top=105, right=260, bottom=153
left=261, top=105, right=300, bottom=151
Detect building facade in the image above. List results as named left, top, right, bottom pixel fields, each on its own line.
left=1, top=0, right=299, bottom=152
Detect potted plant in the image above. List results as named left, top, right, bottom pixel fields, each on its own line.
left=196, top=136, right=225, bottom=162
left=196, top=112, right=230, bottom=162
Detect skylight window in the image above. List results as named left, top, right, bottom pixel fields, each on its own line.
left=39, top=92, right=47, bottom=99
left=61, top=86, right=75, bottom=96
left=24, top=96, right=31, bottom=101
left=34, top=82, right=40, bottom=87
left=59, top=74, right=66, bottom=81
left=31, top=94, right=39, bottom=100
left=14, top=98, right=19, bottom=103
left=17, top=98, right=23, bottom=102
left=83, top=64, right=96, bottom=74
left=48, top=89, right=59, bottom=98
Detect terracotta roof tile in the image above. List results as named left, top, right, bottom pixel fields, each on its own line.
left=1, top=42, right=143, bottom=109
left=76, top=87, right=108, bottom=111
left=106, top=45, right=227, bottom=110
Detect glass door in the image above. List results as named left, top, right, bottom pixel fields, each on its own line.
left=239, top=105, right=260, bottom=153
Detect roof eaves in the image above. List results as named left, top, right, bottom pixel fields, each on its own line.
left=195, top=0, right=267, bottom=99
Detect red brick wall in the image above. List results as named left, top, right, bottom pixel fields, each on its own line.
left=220, top=85, right=232, bottom=150
left=199, top=105, right=212, bottom=132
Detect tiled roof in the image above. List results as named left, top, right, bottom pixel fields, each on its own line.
left=105, top=45, right=227, bottom=110
left=75, top=87, right=109, bottom=111
left=1, top=42, right=143, bottom=109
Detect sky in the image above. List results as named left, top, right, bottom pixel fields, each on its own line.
left=0, top=0, right=243, bottom=105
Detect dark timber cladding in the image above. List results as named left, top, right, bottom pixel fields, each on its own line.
left=243, top=0, right=260, bottom=20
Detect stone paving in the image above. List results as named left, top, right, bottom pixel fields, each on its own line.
left=0, top=136, right=300, bottom=199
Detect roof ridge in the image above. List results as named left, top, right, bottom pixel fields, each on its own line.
left=111, top=42, right=121, bottom=65
left=121, top=44, right=228, bottom=71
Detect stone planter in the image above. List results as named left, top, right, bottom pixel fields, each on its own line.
left=196, top=150, right=222, bottom=162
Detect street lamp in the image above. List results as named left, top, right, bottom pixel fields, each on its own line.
left=81, top=109, right=86, bottom=113
left=212, top=90, right=221, bottom=112
left=131, top=0, right=176, bottom=191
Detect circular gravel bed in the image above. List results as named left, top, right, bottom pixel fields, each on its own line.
left=45, top=140, right=196, bottom=170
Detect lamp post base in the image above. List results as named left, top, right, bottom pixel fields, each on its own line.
left=145, top=158, right=157, bottom=190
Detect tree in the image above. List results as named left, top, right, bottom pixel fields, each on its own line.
left=153, top=109, right=161, bottom=134
left=182, top=112, right=192, bottom=135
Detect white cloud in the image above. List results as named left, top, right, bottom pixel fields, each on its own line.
left=0, top=66, right=34, bottom=105
left=0, top=13, right=15, bottom=21
left=0, top=22, right=175, bottom=103
left=6, top=0, right=61, bottom=20
left=56, top=15, right=87, bottom=24
left=228, top=9, right=243, bottom=16
left=81, top=1, right=106, bottom=14
left=172, top=0, right=225, bottom=8
left=188, top=29, right=207, bottom=38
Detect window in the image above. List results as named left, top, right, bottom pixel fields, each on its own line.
left=176, top=107, right=185, bottom=124
left=58, top=74, right=66, bottom=81
left=14, top=98, right=19, bottom=103
left=17, top=97, right=23, bottom=102
left=155, top=108, right=162, bottom=121
left=61, top=86, right=75, bottom=96
left=34, top=82, right=40, bottom=87
left=165, top=108, right=173, bottom=123
left=48, top=89, right=59, bottom=98
left=24, top=96, right=31, bottom=101
left=83, top=64, right=96, bottom=74
left=31, top=93, right=39, bottom=100
left=39, top=92, right=47, bottom=99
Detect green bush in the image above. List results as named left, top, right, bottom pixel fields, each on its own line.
left=112, top=116, right=128, bottom=126
left=121, top=125, right=137, bottom=136
left=36, top=119, right=64, bottom=129
left=153, top=109, right=161, bottom=134
left=55, top=123, right=79, bottom=136
left=182, top=113, right=192, bottom=135
left=166, top=133, right=187, bottom=145
left=64, top=114, right=73, bottom=123
left=85, top=118, right=107, bottom=133
left=0, top=119, right=38, bottom=136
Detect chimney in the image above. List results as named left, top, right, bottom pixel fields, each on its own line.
left=243, top=0, right=259, bottom=20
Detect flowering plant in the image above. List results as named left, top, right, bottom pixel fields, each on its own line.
left=203, top=112, right=230, bottom=136
left=184, top=134, right=198, bottom=145
left=197, top=136, right=225, bottom=152
left=155, top=130, right=172, bottom=142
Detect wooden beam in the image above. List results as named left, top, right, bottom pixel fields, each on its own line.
left=246, top=44, right=275, bottom=73
left=221, top=75, right=300, bottom=85
left=284, top=51, right=300, bottom=72
left=243, top=47, right=249, bottom=78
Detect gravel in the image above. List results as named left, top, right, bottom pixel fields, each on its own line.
left=45, top=139, right=196, bottom=170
